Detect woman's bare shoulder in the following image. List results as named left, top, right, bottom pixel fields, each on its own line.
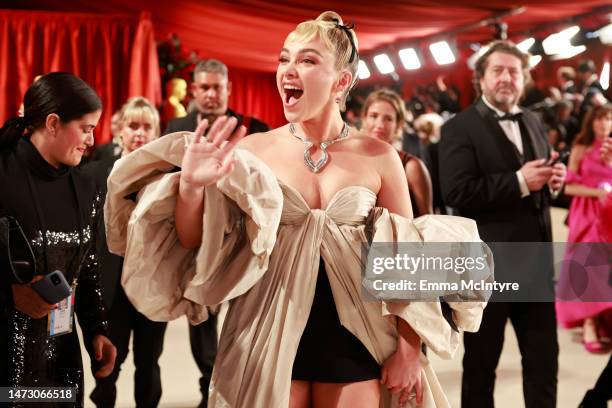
left=345, top=130, right=396, bottom=157
left=237, top=125, right=288, bottom=154
left=570, top=143, right=588, bottom=159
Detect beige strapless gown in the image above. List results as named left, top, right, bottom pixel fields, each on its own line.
left=104, top=132, right=492, bottom=408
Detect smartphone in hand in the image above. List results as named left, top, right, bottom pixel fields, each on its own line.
left=31, top=270, right=72, bottom=304
left=547, top=150, right=570, bottom=166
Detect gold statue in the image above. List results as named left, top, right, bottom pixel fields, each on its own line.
left=18, top=75, right=42, bottom=117
left=161, top=78, right=187, bottom=124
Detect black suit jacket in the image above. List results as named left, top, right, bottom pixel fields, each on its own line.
left=579, top=80, right=605, bottom=122
left=439, top=98, right=552, bottom=242
left=164, top=109, right=270, bottom=135
left=81, top=154, right=123, bottom=309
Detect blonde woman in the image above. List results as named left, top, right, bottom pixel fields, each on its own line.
left=362, top=89, right=433, bottom=216
left=117, top=97, right=160, bottom=155
left=90, top=97, right=167, bottom=408
left=106, top=12, right=489, bottom=408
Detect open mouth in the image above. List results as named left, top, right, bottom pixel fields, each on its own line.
left=284, top=85, right=303, bottom=106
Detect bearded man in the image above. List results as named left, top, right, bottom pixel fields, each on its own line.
left=439, top=40, right=566, bottom=408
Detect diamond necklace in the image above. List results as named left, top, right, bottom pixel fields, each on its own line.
left=289, top=122, right=350, bottom=173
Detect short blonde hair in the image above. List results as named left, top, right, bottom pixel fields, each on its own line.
left=361, top=89, right=407, bottom=140
left=119, top=96, right=160, bottom=138
left=286, top=11, right=359, bottom=111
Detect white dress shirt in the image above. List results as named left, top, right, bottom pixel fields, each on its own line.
left=482, top=96, right=531, bottom=197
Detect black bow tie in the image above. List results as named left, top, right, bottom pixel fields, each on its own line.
left=496, top=112, right=522, bottom=122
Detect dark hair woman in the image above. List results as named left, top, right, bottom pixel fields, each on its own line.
left=0, top=72, right=116, bottom=407
left=556, top=104, right=612, bottom=349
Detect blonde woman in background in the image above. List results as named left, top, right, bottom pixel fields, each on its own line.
left=362, top=89, right=433, bottom=216
left=89, top=97, right=168, bottom=408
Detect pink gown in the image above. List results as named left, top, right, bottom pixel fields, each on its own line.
left=556, top=139, right=612, bottom=328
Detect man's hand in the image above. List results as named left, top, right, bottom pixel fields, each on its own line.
left=11, top=276, right=57, bottom=319
left=548, top=163, right=566, bottom=192
left=520, top=159, right=553, bottom=192
left=92, top=335, right=117, bottom=379
left=547, top=152, right=567, bottom=192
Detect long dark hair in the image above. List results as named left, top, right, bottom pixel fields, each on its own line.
left=574, top=104, right=612, bottom=146
left=0, top=72, right=102, bottom=150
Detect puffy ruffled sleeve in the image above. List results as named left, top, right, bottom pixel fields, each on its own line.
left=183, top=149, right=283, bottom=306
left=368, top=208, right=492, bottom=359
left=104, top=132, right=283, bottom=324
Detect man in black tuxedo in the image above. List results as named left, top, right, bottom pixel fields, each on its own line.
left=439, top=41, right=566, bottom=408
left=576, top=59, right=606, bottom=122
left=556, top=66, right=577, bottom=96
left=164, top=59, right=268, bottom=408
left=165, top=59, right=269, bottom=136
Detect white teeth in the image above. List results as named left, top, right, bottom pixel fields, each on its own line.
left=284, top=85, right=302, bottom=90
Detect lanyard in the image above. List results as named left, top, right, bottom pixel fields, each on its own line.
left=25, top=171, right=85, bottom=278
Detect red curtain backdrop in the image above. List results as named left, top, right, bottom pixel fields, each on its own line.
left=6, top=1, right=610, bottom=73
left=0, top=9, right=161, bottom=145
left=228, top=68, right=285, bottom=129
left=3, top=2, right=610, bottom=129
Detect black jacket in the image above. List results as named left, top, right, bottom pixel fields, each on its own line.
left=438, top=98, right=552, bottom=242
left=0, top=139, right=107, bottom=405
left=164, top=108, right=269, bottom=135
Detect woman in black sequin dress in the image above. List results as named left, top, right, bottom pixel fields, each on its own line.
left=0, top=72, right=116, bottom=407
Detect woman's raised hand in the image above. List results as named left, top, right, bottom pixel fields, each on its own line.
left=180, top=116, right=246, bottom=189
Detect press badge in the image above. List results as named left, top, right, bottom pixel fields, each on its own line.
left=47, top=281, right=77, bottom=337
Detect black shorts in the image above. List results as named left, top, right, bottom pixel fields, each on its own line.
left=291, top=260, right=381, bottom=383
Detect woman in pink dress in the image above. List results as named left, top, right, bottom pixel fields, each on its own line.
left=556, top=104, right=612, bottom=353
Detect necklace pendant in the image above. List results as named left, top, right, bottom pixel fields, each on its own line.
left=304, top=145, right=328, bottom=173
left=289, top=122, right=349, bottom=174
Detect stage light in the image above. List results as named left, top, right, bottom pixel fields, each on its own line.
left=601, top=61, right=610, bottom=91
left=358, top=60, right=371, bottom=79
left=373, top=53, right=395, bottom=74
left=595, top=23, right=612, bottom=45
left=529, top=55, right=542, bottom=68
left=542, top=25, right=580, bottom=55
left=559, top=25, right=580, bottom=38
left=467, top=45, right=489, bottom=70
left=549, top=45, right=586, bottom=60
left=429, top=41, right=455, bottom=65
left=528, top=40, right=545, bottom=56
left=517, top=37, right=535, bottom=53
left=398, top=48, right=421, bottom=70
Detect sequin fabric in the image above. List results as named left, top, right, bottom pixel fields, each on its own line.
left=3, top=193, right=107, bottom=408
